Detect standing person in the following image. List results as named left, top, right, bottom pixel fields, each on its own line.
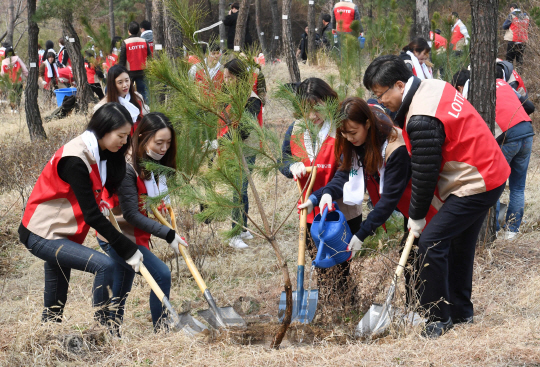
left=453, top=68, right=534, bottom=240
left=104, top=36, right=122, bottom=75
left=450, top=12, right=470, bottom=52
left=58, top=37, right=70, bottom=67
left=119, top=21, right=151, bottom=103
left=85, top=50, right=105, bottom=100
left=279, top=78, right=362, bottom=301
left=332, top=0, right=363, bottom=34
left=296, top=27, right=309, bottom=62
left=18, top=103, right=141, bottom=326
left=214, top=58, right=262, bottom=248
left=363, top=55, right=509, bottom=338
left=0, top=46, right=29, bottom=113
left=98, top=113, right=187, bottom=330
left=399, top=38, right=433, bottom=80
left=140, top=20, right=154, bottom=55
left=41, top=40, right=56, bottom=63
left=94, top=65, right=148, bottom=131
left=320, top=13, right=333, bottom=49
left=503, top=3, right=529, bottom=67
left=429, top=29, right=447, bottom=51
left=223, top=2, right=253, bottom=51
left=38, top=51, right=60, bottom=91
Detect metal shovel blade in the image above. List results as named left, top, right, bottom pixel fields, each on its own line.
left=356, top=283, right=396, bottom=338
left=198, top=306, right=246, bottom=329
left=278, top=289, right=319, bottom=324
left=163, top=297, right=209, bottom=336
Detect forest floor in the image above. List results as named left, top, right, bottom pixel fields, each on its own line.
left=1, top=62, right=540, bottom=366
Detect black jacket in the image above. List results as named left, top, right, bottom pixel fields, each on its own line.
left=223, top=11, right=253, bottom=50
left=394, top=77, right=446, bottom=220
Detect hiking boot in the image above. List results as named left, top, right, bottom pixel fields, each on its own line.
left=240, top=231, right=254, bottom=240
left=453, top=315, right=473, bottom=325
left=421, top=317, right=453, bottom=339
left=229, top=236, right=248, bottom=249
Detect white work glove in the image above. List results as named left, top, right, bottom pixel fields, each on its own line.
left=41, top=81, right=47, bottom=87
left=126, top=250, right=144, bottom=272
left=319, top=193, right=333, bottom=213
left=408, top=218, right=426, bottom=238
left=204, top=139, right=219, bottom=151
left=297, top=199, right=314, bottom=214
left=169, top=234, right=188, bottom=255
left=347, top=235, right=363, bottom=258
left=290, top=162, right=307, bottom=180
left=98, top=200, right=110, bottom=217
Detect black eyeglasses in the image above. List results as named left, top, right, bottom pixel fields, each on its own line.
left=374, top=85, right=394, bottom=101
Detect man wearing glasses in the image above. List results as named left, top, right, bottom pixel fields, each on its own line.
left=363, top=55, right=509, bottom=339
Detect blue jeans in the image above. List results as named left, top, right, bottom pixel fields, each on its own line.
left=232, top=155, right=256, bottom=229
left=496, top=136, right=533, bottom=232
left=98, top=239, right=171, bottom=328
left=23, top=232, right=116, bottom=324
left=132, top=75, right=148, bottom=103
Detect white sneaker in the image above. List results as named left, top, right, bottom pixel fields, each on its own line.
left=229, top=236, right=249, bottom=249
left=504, top=231, right=518, bottom=240
left=240, top=231, right=254, bottom=240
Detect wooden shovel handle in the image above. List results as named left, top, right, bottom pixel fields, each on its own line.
left=296, top=166, right=317, bottom=267
left=108, top=212, right=166, bottom=301
left=151, top=206, right=209, bottom=294
left=394, top=231, right=416, bottom=279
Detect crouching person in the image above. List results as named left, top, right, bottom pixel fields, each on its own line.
left=363, top=55, right=510, bottom=338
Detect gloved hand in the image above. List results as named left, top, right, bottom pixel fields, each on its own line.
left=169, top=234, right=188, bottom=254
left=99, top=200, right=110, bottom=217
left=204, top=139, right=219, bottom=151
left=297, top=199, right=314, bottom=214
left=156, top=201, right=167, bottom=216
left=408, top=218, right=426, bottom=238
left=347, top=235, right=363, bottom=258
left=290, top=162, right=307, bottom=180
left=126, top=250, right=144, bottom=272
left=319, top=194, right=334, bottom=213
left=41, top=80, right=47, bottom=87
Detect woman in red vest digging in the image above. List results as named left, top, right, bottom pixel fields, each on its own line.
left=0, top=46, right=28, bottom=113
left=97, top=112, right=187, bottom=331
left=84, top=50, right=105, bottom=100
left=18, top=103, right=141, bottom=327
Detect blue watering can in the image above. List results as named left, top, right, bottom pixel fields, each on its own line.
left=310, top=202, right=353, bottom=268
left=358, top=36, right=366, bottom=49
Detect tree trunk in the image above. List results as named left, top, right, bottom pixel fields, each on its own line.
left=62, top=16, right=93, bottom=113
left=254, top=0, right=267, bottom=53
left=146, top=0, right=153, bottom=22
left=415, top=0, right=429, bottom=40
left=219, top=0, right=226, bottom=51
left=24, top=0, right=46, bottom=141
left=6, top=0, right=15, bottom=45
left=307, top=0, right=316, bottom=66
left=234, top=0, right=250, bottom=51
left=469, top=0, right=498, bottom=244
left=269, top=0, right=280, bottom=60
left=152, top=0, right=165, bottom=47
left=282, top=0, right=300, bottom=82
left=164, top=7, right=183, bottom=59
left=109, top=0, right=115, bottom=39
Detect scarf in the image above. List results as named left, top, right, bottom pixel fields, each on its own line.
left=119, top=92, right=141, bottom=123
left=406, top=51, right=432, bottom=80
left=144, top=171, right=170, bottom=204
left=45, top=59, right=59, bottom=79
left=462, top=79, right=470, bottom=99
left=207, top=58, right=222, bottom=80
left=81, top=130, right=107, bottom=186
left=303, top=120, right=331, bottom=162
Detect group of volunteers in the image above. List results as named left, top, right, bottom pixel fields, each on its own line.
left=18, top=2, right=534, bottom=341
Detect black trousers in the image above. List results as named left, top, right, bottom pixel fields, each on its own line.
left=506, top=42, right=526, bottom=66
left=417, top=183, right=505, bottom=322
left=89, top=83, right=105, bottom=100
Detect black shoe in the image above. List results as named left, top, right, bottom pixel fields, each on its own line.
left=453, top=315, right=474, bottom=325
left=421, top=317, right=453, bottom=339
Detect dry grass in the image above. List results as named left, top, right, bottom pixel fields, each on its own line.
left=1, top=61, right=540, bottom=366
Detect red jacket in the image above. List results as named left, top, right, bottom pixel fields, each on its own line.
left=495, top=79, right=531, bottom=138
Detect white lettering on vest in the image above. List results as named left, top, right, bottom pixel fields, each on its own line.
left=317, top=164, right=332, bottom=169
left=128, top=45, right=146, bottom=50
left=338, top=9, right=352, bottom=14
left=448, top=91, right=465, bottom=118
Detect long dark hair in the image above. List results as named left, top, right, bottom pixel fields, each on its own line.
left=87, top=103, right=133, bottom=195
left=105, top=65, right=142, bottom=112
left=132, top=113, right=177, bottom=180
left=297, top=77, right=338, bottom=105
left=402, top=37, right=431, bottom=54
left=224, top=58, right=250, bottom=82
left=336, top=97, right=396, bottom=175
left=110, top=36, right=123, bottom=54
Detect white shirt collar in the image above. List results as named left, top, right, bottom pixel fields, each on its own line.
left=402, top=76, right=415, bottom=102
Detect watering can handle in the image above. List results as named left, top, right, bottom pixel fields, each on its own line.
left=318, top=201, right=340, bottom=236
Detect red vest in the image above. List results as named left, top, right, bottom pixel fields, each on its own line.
left=402, top=80, right=510, bottom=202
left=510, top=14, right=529, bottom=42
left=148, top=41, right=154, bottom=56
left=188, top=55, right=200, bottom=65
left=2, top=60, right=22, bottom=82
left=218, top=92, right=263, bottom=138
left=512, top=70, right=527, bottom=94
left=84, top=62, right=97, bottom=84
left=495, top=79, right=531, bottom=138
left=429, top=31, right=447, bottom=50
left=43, top=61, right=59, bottom=88
left=333, top=2, right=356, bottom=32
left=195, top=68, right=224, bottom=94
left=58, top=48, right=71, bottom=67
left=450, top=21, right=466, bottom=49
left=104, top=53, right=118, bottom=72
left=124, top=37, right=148, bottom=72
left=289, top=122, right=337, bottom=223
left=22, top=137, right=103, bottom=244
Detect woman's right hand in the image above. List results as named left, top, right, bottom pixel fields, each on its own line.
left=319, top=193, right=334, bottom=212
left=297, top=199, right=314, bottom=214
left=126, top=250, right=144, bottom=272
left=290, top=162, right=307, bottom=180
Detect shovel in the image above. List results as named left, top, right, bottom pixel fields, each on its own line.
left=108, top=212, right=208, bottom=336
left=278, top=166, right=319, bottom=324
left=355, top=231, right=416, bottom=338
left=152, top=205, right=246, bottom=330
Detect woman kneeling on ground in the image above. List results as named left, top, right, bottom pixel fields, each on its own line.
left=94, top=64, right=149, bottom=131
left=98, top=112, right=187, bottom=331
left=18, top=103, right=142, bottom=326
